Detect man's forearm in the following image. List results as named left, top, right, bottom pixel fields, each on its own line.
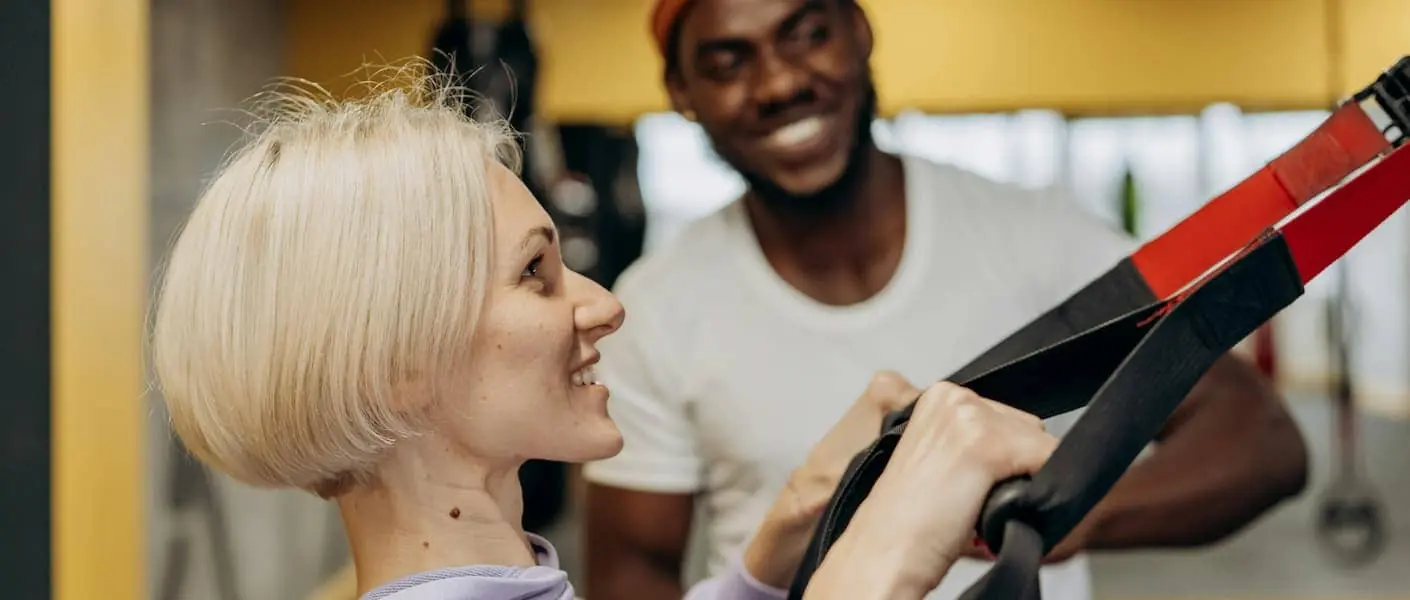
left=1069, top=356, right=1309, bottom=553
left=1082, top=415, right=1305, bottom=549
left=589, top=560, right=685, bottom=600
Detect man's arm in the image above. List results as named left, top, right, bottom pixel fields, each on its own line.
left=1051, top=353, right=1309, bottom=557
left=585, top=485, right=696, bottom=600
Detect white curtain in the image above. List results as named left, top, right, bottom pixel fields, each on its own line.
left=634, top=108, right=1410, bottom=413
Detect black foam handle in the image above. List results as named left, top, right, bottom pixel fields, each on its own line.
left=979, top=476, right=1033, bottom=553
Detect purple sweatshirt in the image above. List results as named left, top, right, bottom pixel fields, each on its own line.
left=361, top=533, right=789, bottom=600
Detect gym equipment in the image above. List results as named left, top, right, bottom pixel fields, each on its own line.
left=788, top=55, right=1410, bottom=600
left=430, top=0, right=477, bottom=91
left=1315, top=260, right=1387, bottom=567
left=946, top=96, right=1394, bottom=387
left=495, top=0, right=538, bottom=158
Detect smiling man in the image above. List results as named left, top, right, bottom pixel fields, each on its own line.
left=580, top=1, right=1310, bottom=599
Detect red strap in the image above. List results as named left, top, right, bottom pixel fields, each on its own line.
left=1132, top=103, right=1389, bottom=298
left=1283, top=144, right=1410, bottom=284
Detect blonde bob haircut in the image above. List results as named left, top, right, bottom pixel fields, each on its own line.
left=151, top=62, right=522, bottom=496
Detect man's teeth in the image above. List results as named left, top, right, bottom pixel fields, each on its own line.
left=572, top=366, right=599, bottom=386
left=767, top=116, right=824, bottom=148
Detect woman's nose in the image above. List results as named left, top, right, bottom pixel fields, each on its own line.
left=570, top=271, right=625, bottom=342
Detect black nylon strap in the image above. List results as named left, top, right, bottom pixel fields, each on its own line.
left=963, top=521, right=1043, bottom=600
left=882, top=259, right=1161, bottom=434
left=788, top=233, right=1305, bottom=600
left=947, top=257, right=1157, bottom=384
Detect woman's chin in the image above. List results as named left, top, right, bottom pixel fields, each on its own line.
left=589, top=433, right=626, bottom=462
left=586, top=421, right=626, bottom=461
left=550, top=419, right=624, bottom=463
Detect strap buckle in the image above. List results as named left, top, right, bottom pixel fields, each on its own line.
left=1353, top=55, right=1410, bottom=147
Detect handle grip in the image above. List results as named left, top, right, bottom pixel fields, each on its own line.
left=1316, top=491, right=1387, bottom=567
left=978, top=476, right=1034, bottom=553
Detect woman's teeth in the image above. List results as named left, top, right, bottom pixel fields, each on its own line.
left=572, top=366, right=599, bottom=387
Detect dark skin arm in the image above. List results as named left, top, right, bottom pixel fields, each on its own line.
left=1041, top=353, right=1310, bottom=560
left=584, top=485, right=695, bottom=600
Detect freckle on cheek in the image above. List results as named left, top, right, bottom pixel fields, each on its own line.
left=450, top=507, right=461, bottom=519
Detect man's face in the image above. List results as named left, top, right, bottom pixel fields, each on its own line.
left=666, top=0, right=874, bottom=203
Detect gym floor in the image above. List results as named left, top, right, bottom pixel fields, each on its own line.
left=539, top=394, right=1410, bottom=599
left=1089, top=393, right=1410, bottom=599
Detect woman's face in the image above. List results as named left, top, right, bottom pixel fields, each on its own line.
left=436, top=163, right=626, bottom=466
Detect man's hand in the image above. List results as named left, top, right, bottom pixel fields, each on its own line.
left=783, top=371, right=919, bottom=523
left=743, top=371, right=919, bottom=589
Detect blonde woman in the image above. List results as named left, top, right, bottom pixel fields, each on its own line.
left=150, top=67, right=1057, bottom=600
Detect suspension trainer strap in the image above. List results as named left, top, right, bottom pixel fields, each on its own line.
left=1132, top=101, right=1391, bottom=297
left=786, top=76, right=1410, bottom=599
left=946, top=59, right=1407, bottom=385
left=954, top=137, right=1410, bottom=600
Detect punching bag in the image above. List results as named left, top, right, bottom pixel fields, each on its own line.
left=494, top=0, right=545, bottom=201
left=430, top=0, right=476, bottom=89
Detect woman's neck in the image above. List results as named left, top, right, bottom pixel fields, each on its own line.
left=338, top=448, right=533, bottom=597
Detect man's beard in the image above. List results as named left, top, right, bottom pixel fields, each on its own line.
left=722, top=80, right=879, bottom=221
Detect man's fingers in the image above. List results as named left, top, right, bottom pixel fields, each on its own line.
left=864, top=370, right=920, bottom=411
left=881, top=388, right=921, bottom=413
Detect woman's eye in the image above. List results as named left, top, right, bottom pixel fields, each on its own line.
left=521, top=255, right=543, bottom=279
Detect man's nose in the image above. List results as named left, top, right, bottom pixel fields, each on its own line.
left=750, top=48, right=812, bottom=112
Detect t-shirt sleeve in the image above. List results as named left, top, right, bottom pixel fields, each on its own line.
left=580, top=282, right=705, bottom=494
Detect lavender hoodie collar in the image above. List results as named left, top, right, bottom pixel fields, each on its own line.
left=360, top=533, right=574, bottom=600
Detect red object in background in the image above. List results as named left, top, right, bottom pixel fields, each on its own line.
left=1253, top=322, right=1277, bottom=378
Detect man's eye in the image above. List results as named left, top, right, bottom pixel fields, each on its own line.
left=700, top=52, right=745, bottom=79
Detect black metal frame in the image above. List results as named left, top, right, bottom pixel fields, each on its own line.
left=0, top=1, right=53, bottom=596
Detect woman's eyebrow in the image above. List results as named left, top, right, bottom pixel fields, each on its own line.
left=519, top=225, right=556, bottom=252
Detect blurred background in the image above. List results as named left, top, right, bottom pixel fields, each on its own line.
left=3, top=0, right=1408, bottom=599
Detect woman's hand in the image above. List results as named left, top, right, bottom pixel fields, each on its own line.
left=804, top=382, right=1058, bottom=600
left=742, top=371, right=919, bottom=589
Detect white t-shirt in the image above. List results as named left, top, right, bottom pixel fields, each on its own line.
left=582, top=154, right=1136, bottom=600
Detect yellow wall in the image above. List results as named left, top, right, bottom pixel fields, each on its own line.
left=1340, top=0, right=1410, bottom=95
left=52, top=0, right=149, bottom=599
left=285, top=0, right=1408, bottom=125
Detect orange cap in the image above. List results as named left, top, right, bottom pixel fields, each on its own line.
left=650, top=0, right=693, bottom=56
